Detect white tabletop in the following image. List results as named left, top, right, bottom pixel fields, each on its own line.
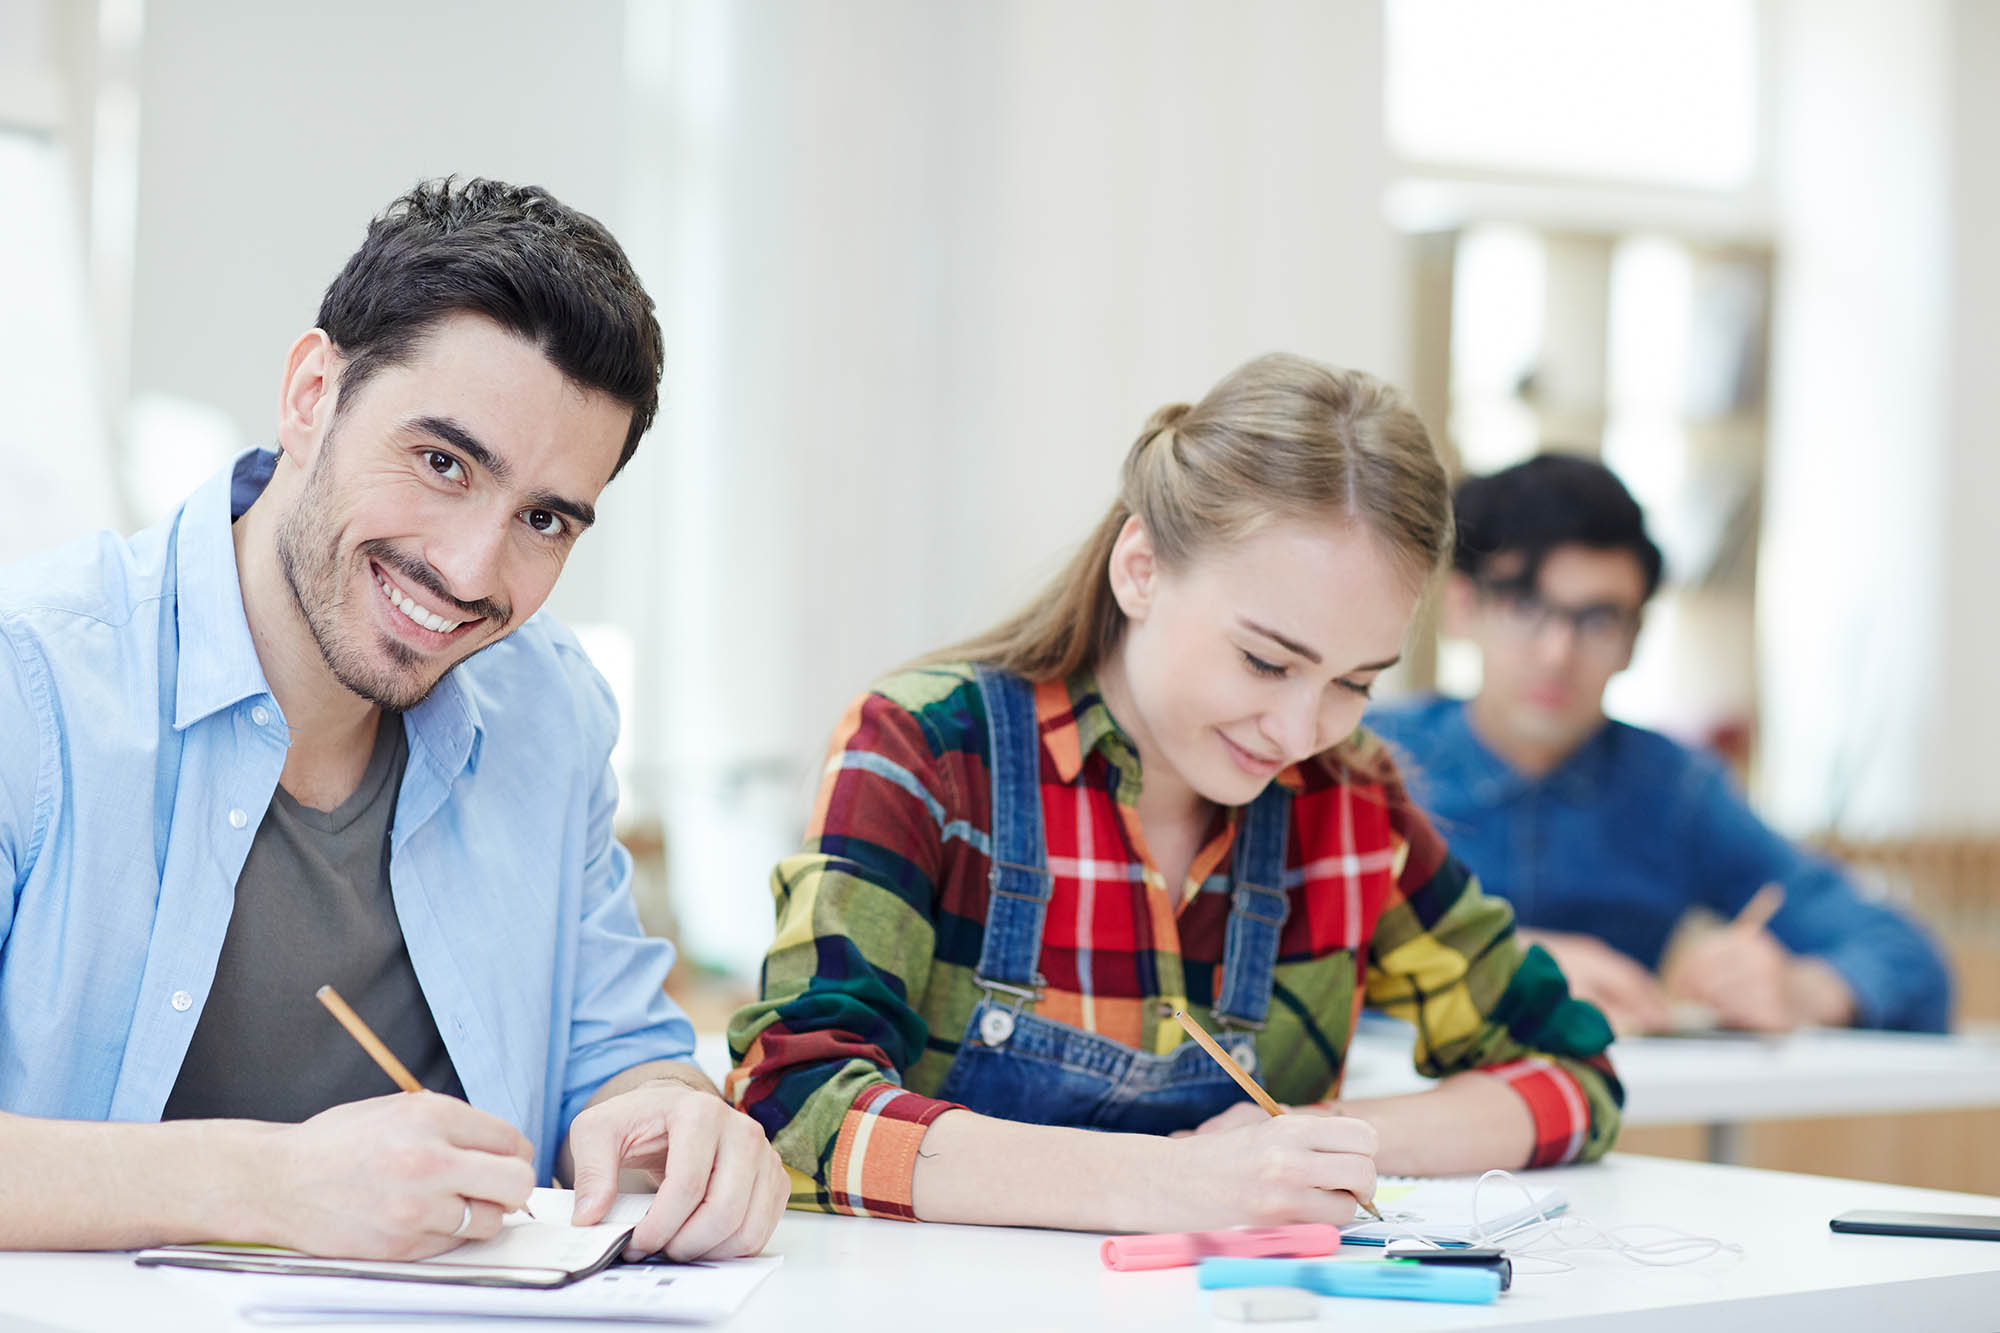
left=4, top=1155, right=1999, bottom=1332
left=1337, top=1022, right=2000, bottom=1126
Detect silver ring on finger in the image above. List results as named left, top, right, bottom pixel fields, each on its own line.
left=450, top=1199, right=474, bottom=1239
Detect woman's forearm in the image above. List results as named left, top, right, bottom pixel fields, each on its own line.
left=909, top=1108, right=1167, bottom=1230
left=1333, top=1072, right=1535, bottom=1176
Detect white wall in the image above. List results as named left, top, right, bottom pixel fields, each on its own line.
left=1757, top=0, right=2000, bottom=836
left=125, top=0, right=630, bottom=554
left=1935, top=0, right=2000, bottom=830
left=0, top=0, right=118, bottom=559
left=1758, top=0, right=1951, bottom=834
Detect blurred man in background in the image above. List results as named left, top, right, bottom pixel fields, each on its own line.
left=1368, top=454, right=1951, bottom=1034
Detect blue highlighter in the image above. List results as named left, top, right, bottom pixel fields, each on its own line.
left=1198, top=1256, right=1502, bottom=1305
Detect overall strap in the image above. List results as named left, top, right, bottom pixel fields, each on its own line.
left=970, top=665, right=1054, bottom=996
left=1211, top=780, right=1294, bottom=1028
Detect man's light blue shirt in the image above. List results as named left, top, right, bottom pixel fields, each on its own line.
left=1366, top=695, right=1952, bottom=1033
left=0, top=449, right=696, bottom=1181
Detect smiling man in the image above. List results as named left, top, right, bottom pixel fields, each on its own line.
left=1368, top=454, right=1950, bottom=1035
left=0, top=179, right=786, bottom=1259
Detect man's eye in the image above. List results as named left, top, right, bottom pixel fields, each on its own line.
left=1576, top=609, right=1624, bottom=637
left=525, top=509, right=567, bottom=537
left=426, top=450, right=464, bottom=482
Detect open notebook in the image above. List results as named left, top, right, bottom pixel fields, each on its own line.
left=1342, top=1175, right=1567, bottom=1246
left=135, top=1188, right=653, bottom=1289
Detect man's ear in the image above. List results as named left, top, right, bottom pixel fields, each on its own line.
left=276, top=329, right=340, bottom=471
left=1440, top=571, right=1480, bottom=638
left=1613, top=607, right=1645, bottom=674
left=1106, top=516, right=1159, bottom=621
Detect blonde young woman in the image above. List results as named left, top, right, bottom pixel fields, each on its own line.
left=726, top=355, right=1620, bottom=1232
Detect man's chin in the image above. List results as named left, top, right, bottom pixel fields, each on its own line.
left=330, top=654, right=449, bottom=714
left=1512, top=710, right=1598, bottom=752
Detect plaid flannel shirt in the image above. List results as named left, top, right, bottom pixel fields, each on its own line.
left=727, top=664, right=1622, bottom=1218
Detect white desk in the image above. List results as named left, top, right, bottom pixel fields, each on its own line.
left=1338, top=1022, right=2000, bottom=1160
left=3, top=1156, right=1998, bottom=1332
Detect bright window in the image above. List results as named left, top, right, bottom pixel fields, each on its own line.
left=1386, top=0, right=1760, bottom=189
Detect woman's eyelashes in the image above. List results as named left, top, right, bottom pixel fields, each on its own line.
left=1241, top=646, right=1376, bottom=698
left=1242, top=649, right=1287, bottom=679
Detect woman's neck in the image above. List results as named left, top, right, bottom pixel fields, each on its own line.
left=1094, top=641, right=1209, bottom=831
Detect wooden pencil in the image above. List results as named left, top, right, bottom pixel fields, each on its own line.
left=315, top=983, right=424, bottom=1094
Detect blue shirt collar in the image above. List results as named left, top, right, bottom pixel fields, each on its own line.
left=170, top=449, right=277, bottom=731
left=1442, top=696, right=1620, bottom=805
left=170, top=448, right=484, bottom=775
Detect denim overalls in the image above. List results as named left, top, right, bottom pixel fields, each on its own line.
left=931, top=666, right=1293, bottom=1134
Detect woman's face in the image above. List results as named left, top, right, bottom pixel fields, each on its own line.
left=1107, top=515, right=1419, bottom=809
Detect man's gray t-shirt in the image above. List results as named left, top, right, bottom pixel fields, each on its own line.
left=162, top=718, right=464, bottom=1122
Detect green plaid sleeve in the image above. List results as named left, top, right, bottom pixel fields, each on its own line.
left=1365, top=786, right=1624, bottom=1166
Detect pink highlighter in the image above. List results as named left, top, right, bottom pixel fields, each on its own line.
left=1100, top=1224, right=1345, bottom=1272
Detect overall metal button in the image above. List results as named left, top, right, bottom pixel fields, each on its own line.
left=1230, top=1040, right=1258, bottom=1076
left=979, top=1007, right=1016, bottom=1047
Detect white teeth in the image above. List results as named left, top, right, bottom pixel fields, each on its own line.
left=377, top=573, right=462, bottom=635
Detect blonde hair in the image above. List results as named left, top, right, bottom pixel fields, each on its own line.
left=938, top=352, right=1452, bottom=682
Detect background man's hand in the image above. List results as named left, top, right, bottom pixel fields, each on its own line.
left=1523, top=928, right=1675, bottom=1034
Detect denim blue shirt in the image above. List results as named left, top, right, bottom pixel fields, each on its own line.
left=1366, top=695, right=1951, bottom=1033
left=0, top=449, right=696, bottom=1181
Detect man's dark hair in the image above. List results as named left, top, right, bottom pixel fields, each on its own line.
left=1453, top=452, right=1665, bottom=600
left=315, top=177, right=663, bottom=478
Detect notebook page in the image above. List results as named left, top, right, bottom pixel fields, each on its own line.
left=137, top=1189, right=657, bottom=1284
left=423, top=1187, right=650, bottom=1271
left=1344, top=1175, right=1566, bottom=1245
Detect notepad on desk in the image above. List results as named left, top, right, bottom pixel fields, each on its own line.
left=136, top=1187, right=654, bottom=1289
left=1342, top=1175, right=1567, bottom=1246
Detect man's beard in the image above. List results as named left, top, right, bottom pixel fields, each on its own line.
left=273, top=442, right=499, bottom=714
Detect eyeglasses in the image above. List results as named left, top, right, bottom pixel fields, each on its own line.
left=1478, top=583, right=1640, bottom=657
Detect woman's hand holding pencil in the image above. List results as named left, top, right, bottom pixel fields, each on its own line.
left=1167, top=1010, right=1383, bottom=1226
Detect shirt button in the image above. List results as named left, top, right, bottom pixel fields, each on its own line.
left=228, top=807, right=248, bottom=829
left=251, top=705, right=270, bottom=726
left=170, top=990, right=193, bottom=1012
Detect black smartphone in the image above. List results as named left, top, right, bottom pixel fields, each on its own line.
left=1830, top=1210, right=2000, bottom=1241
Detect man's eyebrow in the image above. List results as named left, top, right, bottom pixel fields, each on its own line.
left=527, top=488, right=595, bottom=531
left=409, top=415, right=509, bottom=483
left=407, top=415, right=595, bottom=530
